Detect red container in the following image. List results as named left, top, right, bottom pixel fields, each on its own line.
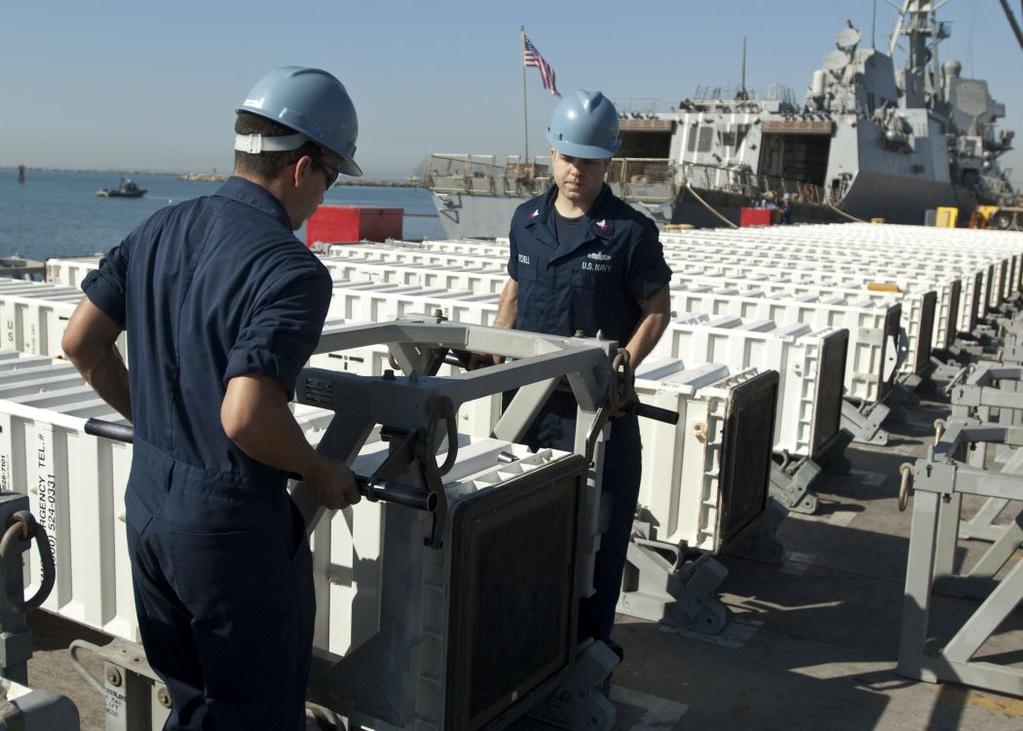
left=306, top=206, right=403, bottom=246
left=739, top=207, right=774, bottom=227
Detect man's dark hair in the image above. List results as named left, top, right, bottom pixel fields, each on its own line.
left=234, top=111, right=324, bottom=180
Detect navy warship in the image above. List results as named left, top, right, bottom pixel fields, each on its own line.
left=427, top=0, right=1018, bottom=235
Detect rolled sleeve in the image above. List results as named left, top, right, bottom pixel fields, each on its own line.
left=223, top=267, right=332, bottom=398
left=507, top=228, right=519, bottom=281
left=81, top=241, right=131, bottom=328
left=625, top=224, right=673, bottom=302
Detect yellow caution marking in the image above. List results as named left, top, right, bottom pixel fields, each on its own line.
left=941, top=685, right=1023, bottom=718
left=867, top=281, right=901, bottom=293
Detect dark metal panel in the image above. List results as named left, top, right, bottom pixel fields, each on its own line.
left=944, top=279, right=962, bottom=349
left=913, top=291, right=938, bottom=374
left=445, top=454, right=586, bottom=730
left=717, top=371, right=779, bottom=545
left=812, top=329, right=849, bottom=459
left=970, top=271, right=984, bottom=331
left=878, top=304, right=902, bottom=402
left=985, top=264, right=996, bottom=313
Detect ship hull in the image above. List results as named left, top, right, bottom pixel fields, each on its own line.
left=433, top=192, right=522, bottom=239
left=670, top=188, right=843, bottom=227
left=96, top=190, right=146, bottom=198
left=431, top=171, right=977, bottom=238
left=433, top=187, right=844, bottom=238
left=839, top=171, right=963, bottom=225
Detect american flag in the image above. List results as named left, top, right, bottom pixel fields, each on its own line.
left=523, top=35, right=560, bottom=97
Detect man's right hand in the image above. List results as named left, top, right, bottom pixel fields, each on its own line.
left=467, top=353, right=505, bottom=370
left=305, top=455, right=362, bottom=510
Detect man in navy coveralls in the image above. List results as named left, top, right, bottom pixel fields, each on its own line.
left=62, top=67, right=363, bottom=730
left=487, top=90, right=672, bottom=650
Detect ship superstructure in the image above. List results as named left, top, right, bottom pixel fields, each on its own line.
left=427, top=1, right=1016, bottom=236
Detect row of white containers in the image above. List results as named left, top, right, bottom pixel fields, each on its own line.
left=657, top=236, right=1005, bottom=337
left=28, top=263, right=846, bottom=459
left=362, top=229, right=1006, bottom=351
left=34, top=257, right=847, bottom=458
left=277, top=278, right=854, bottom=464
left=0, top=344, right=775, bottom=656
left=0, top=274, right=836, bottom=463
left=467, top=220, right=1023, bottom=270
left=311, top=253, right=907, bottom=386
left=375, top=237, right=963, bottom=350
left=643, top=226, right=1009, bottom=335
left=658, top=222, right=1023, bottom=267
left=312, top=256, right=895, bottom=404
left=43, top=245, right=920, bottom=396
left=51, top=220, right=1023, bottom=340
left=30, top=258, right=850, bottom=534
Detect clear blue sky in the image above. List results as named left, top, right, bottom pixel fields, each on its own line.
left=1, top=0, right=1019, bottom=184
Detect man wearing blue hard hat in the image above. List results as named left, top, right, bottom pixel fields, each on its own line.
left=493, top=91, right=672, bottom=655
left=62, top=67, right=363, bottom=730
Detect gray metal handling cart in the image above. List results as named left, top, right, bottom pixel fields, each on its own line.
left=66, top=317, right=684, bottom=730
left=896, top=415, right=1023, bottom=697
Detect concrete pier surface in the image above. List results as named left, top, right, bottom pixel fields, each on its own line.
left=23, top=394, right=1023, bottom=730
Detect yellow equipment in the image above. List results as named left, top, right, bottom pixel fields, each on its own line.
left=974, top=205, right=1023, bottom=230
left=935, top=206, right=959, bottom=228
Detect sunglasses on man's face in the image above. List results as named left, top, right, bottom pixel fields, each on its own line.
left=314, top=157, right=341, bottom=189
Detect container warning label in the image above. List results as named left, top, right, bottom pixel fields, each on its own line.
left=104, top=685, right=125, bottom=720
left=35, top=432, right=57, bottom=575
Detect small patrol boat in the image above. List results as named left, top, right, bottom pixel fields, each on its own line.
left=96, top=178, right=146, bottom=198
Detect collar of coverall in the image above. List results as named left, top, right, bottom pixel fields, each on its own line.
left=526, top=183, right=615, bottom=243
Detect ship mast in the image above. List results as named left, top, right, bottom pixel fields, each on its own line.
left=738, top=37, right=748, bottom=101
left=888, top=0, right=951, bottom=103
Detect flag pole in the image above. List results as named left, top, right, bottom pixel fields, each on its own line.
left=520, top=25, right=529, bottom=162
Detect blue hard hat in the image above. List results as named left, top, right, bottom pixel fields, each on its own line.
left=546, top=90, right=621, bottom=159
left=237, top=66, right=363, bottom=177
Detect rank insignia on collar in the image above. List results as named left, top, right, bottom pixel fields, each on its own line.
left=530, top=208, right=540, bottom=219
left=596, top=219, right=608, bottom=230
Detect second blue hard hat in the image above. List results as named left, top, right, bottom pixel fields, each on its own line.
left=546, top=90, right=621, bottom=159
left=237, top=66, right=363, bottom=177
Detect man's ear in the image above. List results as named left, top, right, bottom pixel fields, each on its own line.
left=293, top=155, right=314, bottom=188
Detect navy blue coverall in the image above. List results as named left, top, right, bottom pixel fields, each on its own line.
left=508, top=183, right=672, bottom=643
left=82, top=176, right=332, bottom=730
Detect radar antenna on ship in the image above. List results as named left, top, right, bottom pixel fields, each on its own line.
left=888, top=0, right=952, bottom=102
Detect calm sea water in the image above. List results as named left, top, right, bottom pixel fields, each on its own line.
left=0, top=169, right=445, bottom=261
